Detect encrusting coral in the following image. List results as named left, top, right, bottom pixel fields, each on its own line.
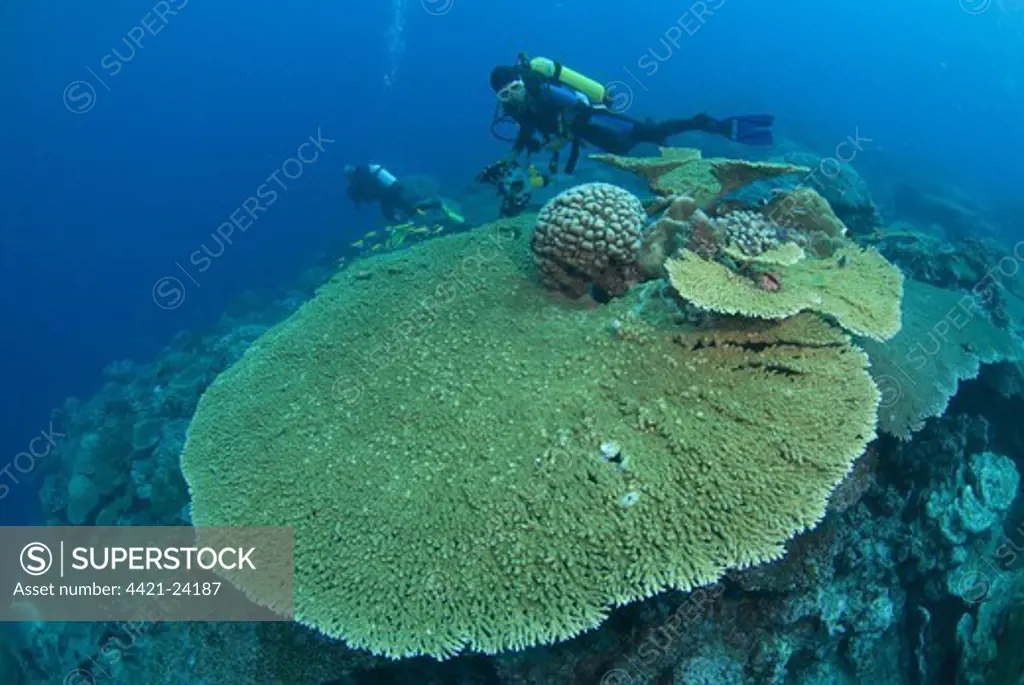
left=180, top=218, right=881, bottom=660
left=531, top=182, right=647, bottom=297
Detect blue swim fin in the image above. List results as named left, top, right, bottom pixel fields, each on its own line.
left=723, top=114, right=775, bottom=146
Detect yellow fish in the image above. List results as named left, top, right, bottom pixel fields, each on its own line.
left=440, top=202, right=466, bottom=224
left=350, top=239, right=365, bottom=248
left=432, top=226, right=445, bottom=234
left=410, top=226, right=430, bottom=234
left=363, top=230, right=378, bottom=239
left=370, top=243, right=382, bottom=251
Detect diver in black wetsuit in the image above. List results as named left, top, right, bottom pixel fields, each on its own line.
left=344, top=163, right=446, bottom=223
left=488, top=57, right=774, bottom=176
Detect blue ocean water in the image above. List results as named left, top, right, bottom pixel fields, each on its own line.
left=2, top=0, right=1024, bottom=682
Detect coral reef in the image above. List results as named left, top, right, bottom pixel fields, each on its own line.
left=3, top=258, right=387, bottom=684
left=666, top=244, right=904, bottom=341
left=592, top=147, right=809, bottom=206
left=885, top=412, right=1024, bottom=685
left=530, top=182, right=647, bottom=297
left=592, top=151, right=903, bottom=341
left=8, top=149, right=1024, bottom=685
left=180, top=221, right=879, bottom=659
left=871, top=230, right=1024, bottom=327
left=873, top=231, right=990, bottom=286
left=635, top=195, right=695, bottom=278
left=472, top=395, right=1024, bottom=685
left=713, top=209, right=806, bottom=265
left=859, top=278, right=1023, bottom=439
left=780, top=151, right=880, bottom=236
left=925, top=450, right=1018, bottom=547
left=763, top=186, right=848, bottom=244
left=891, top=182, right=997, bottom=241
left=32, top=326, right=262, bottom=530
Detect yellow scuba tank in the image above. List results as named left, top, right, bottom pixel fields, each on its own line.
left=528, top=57, right=608, bottom=105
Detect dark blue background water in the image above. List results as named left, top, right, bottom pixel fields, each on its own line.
left=2, top=0, right=1021, bottom=522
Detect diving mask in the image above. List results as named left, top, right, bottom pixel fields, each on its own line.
left=496, top=79, right=527, bottom=105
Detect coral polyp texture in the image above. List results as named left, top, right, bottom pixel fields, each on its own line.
left=531, top=182, right=647, bottom=297
left=859, top=278, right=1024, bottom=439
left=180, top=219, right=881, bottom=660
left=592, top=147, right=809, bottom=206
left=666, top=244, right=904, bottom=341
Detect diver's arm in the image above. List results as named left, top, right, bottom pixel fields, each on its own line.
left=513, top=120, right=541, bottom=155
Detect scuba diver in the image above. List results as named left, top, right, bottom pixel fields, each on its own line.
left=488, top=55, right=775, bottom=181
left=345, top=163, right=463, bottom=225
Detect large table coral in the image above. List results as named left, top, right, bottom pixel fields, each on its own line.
left=180, top=218, right=881, bottom=660
left=859, top=279, right=1023, bottom=439
left=666, top=245, right=904, bottom=341
left=592, top=147, right=809, bottom=206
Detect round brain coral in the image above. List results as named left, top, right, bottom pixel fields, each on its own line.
left=531, top=182, right=647, bottom=297
left=180, top=219, right=881, bottom=660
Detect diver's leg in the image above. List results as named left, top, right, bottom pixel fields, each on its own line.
left=572, top=114, right=636, bottom=155
left=576, top=112, right=721, bottom=154
left=565, top=140, right=581, bottom=174
left=643, top=114, right=775, bottom=146
left=632, top=114, right=729, bottom=144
